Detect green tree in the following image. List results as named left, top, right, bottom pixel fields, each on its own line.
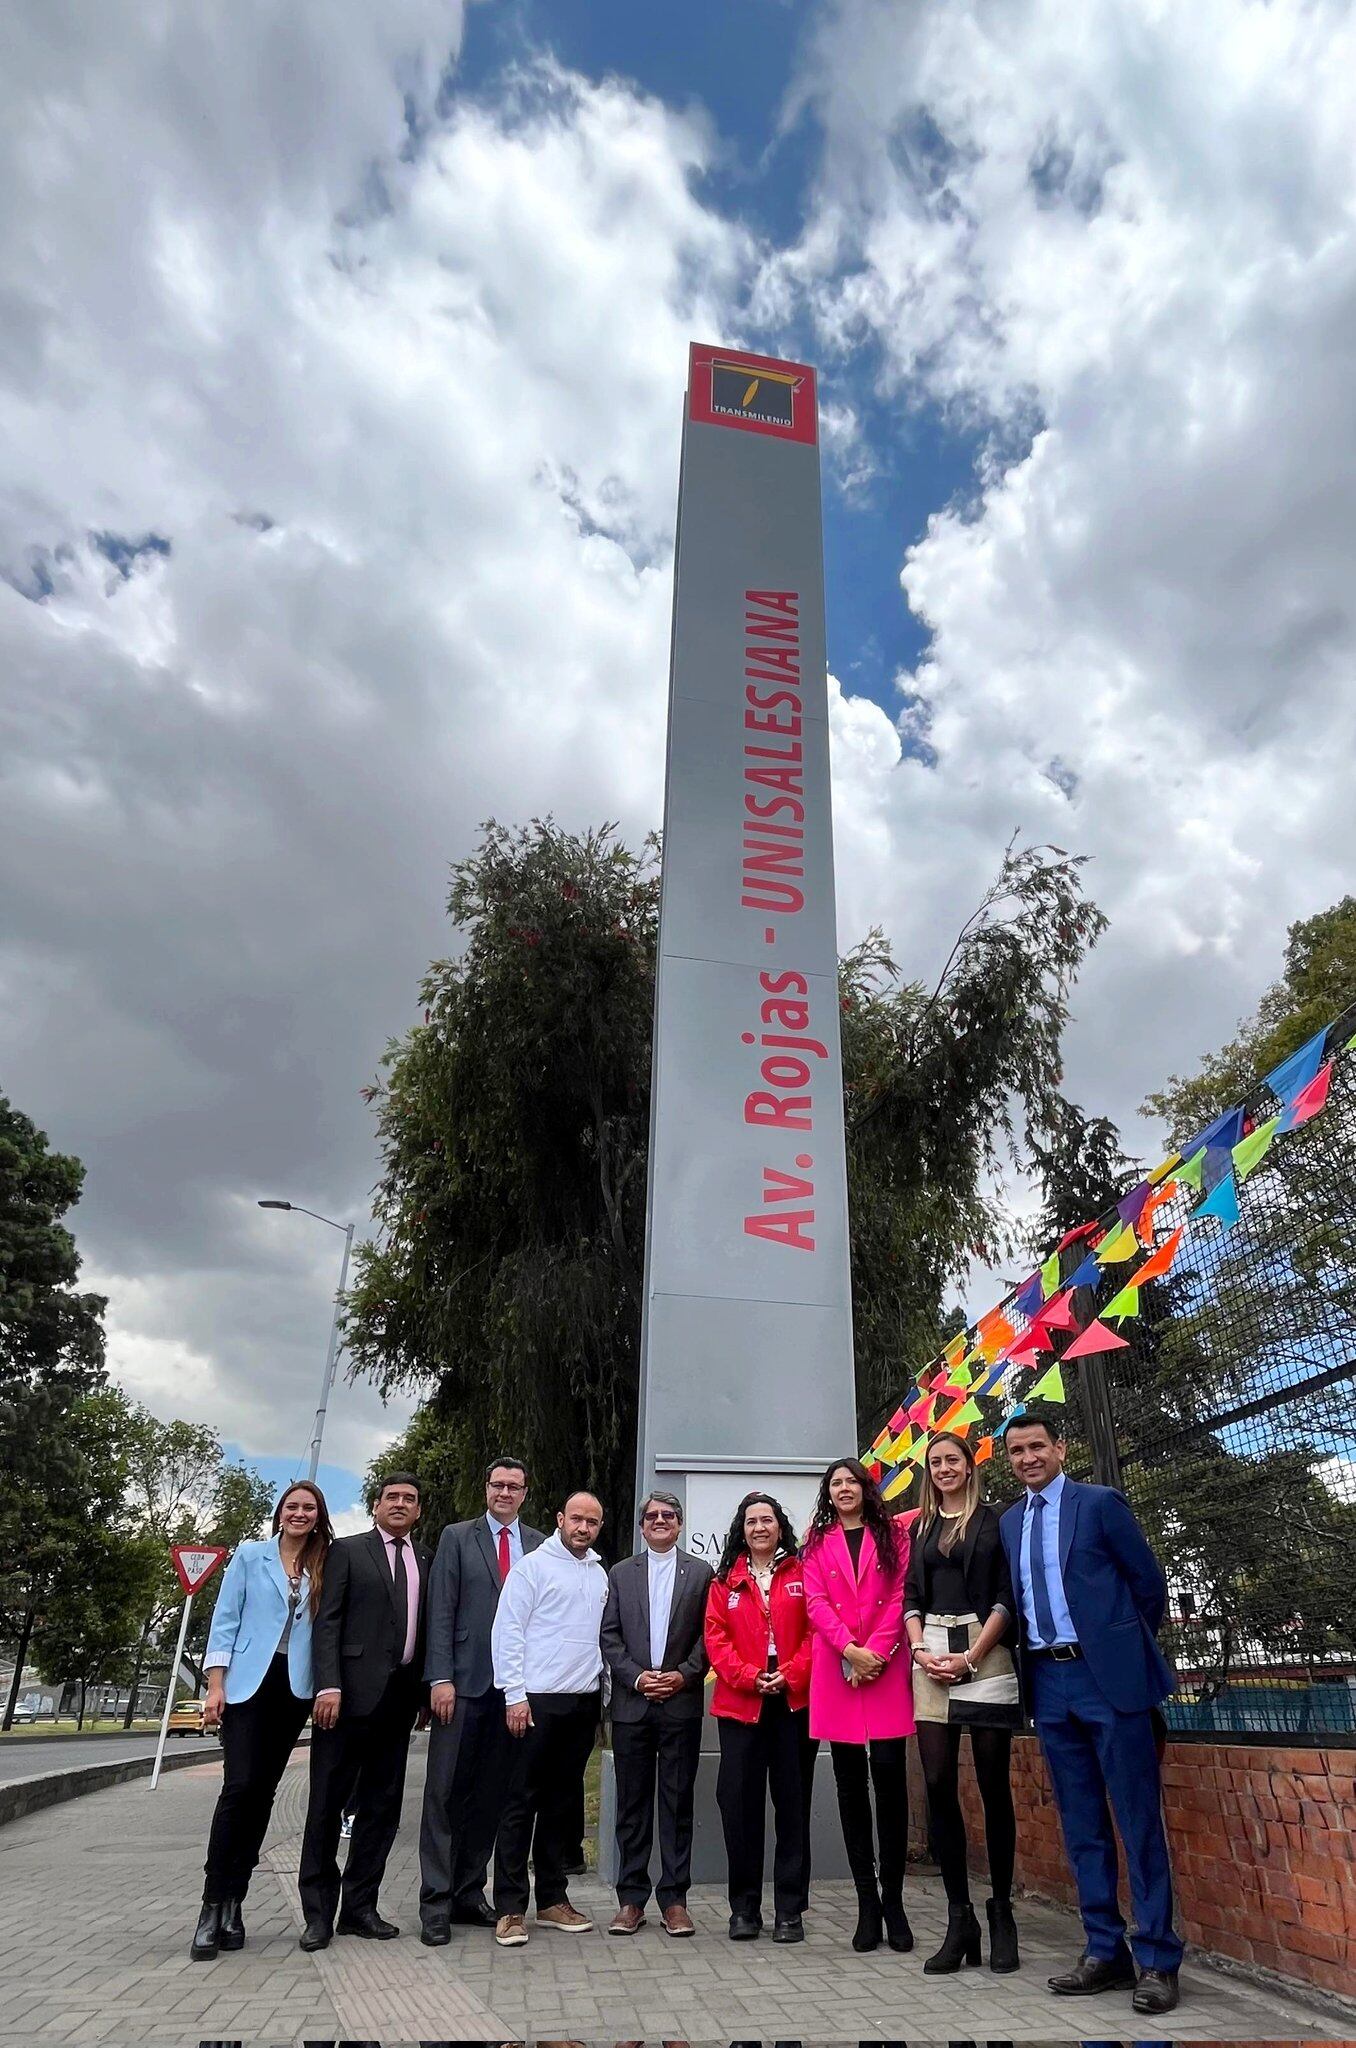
left=35, top=1525, right=160, bottom=1729
left=348, top=821, right=1108, bottom=1532
left=0, top=1099, right=110, bottom=1728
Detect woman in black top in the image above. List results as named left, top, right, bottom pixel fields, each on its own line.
left=904, top=1431, right=1021, bottom=1975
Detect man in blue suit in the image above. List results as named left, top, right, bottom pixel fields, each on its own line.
left=1000, top=1405, right=1183, bottom=2015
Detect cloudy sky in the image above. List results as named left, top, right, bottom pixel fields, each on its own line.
left=5, top=0, right=1354, bottom=1524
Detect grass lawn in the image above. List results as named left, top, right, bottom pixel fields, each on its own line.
left=0, top=1719, right=162, bottom=1739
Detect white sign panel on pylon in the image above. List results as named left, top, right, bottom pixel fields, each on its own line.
left=635, top=343, right=857, bottom=1530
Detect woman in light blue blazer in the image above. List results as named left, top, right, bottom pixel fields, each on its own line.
left=190, top=1481, right=334, bottom=1961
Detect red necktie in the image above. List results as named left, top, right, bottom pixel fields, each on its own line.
left=498, top=1526, right=511, bottom=1583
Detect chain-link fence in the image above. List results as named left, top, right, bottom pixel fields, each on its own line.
left=870, top=1005, right=1356, bottom=1743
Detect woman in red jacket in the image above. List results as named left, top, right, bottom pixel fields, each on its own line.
left=704, top=1492, right=816, bottom=1944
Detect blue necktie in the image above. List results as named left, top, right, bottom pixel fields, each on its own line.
left=1029, top=1495, right=1056, bottom=1647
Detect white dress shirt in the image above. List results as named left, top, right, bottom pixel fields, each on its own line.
left=646, top=1543, right=678, bottom=1669
left=491, top=1530, right=608, bottom=1706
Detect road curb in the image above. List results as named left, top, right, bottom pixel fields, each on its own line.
left=0, top=1743, right=229, bottom=1827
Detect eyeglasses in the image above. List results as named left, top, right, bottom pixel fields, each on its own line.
left=642, top=1510, right=679, bottom=1524
left=489, top=1480, right=527, bottom=1492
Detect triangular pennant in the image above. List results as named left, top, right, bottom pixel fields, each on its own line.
left=1101, top=1284, right=1140, bottom=1322
left=1148, top=1151, right=1181, bottom=1185
left=1040, top=1251, right=1062, bottom=1297
left=1096, top=1222, right=1138, bottom=1264
left=1194, top=1171, right=1240, bottom=1229
left=1000, top=1325, right=1054, bottom=1363
left=863, top=1459, right=883, bottom=1484
left=1116, top=1181, right=1152, bottom=1226
left=1176, top=1148, right=1207, bottom=1191
left=975, top=1311, right=1017, bottom=1359
left=882, top=1464, right=916, bottom=1502
left=996, top=1403, right=1027, bottom=1436
left=1056, top=1219, right=1101, bottom=1251
left=906, top=1394, right=936, bottom=1430
left=1232, top=1115, right=1280, bottom=1180
left=1026, top=1361, right=1066, bottom=1403
left=1279, top=1061, right=1333, bottom=1131
left=870, top=1427, right=892, bottom=1454
left=887, top=1406, right=907, bottom=1435
left=1034, top=1289, right=1079, bottom=1332
left=949, top=1358, right=974, bottom=1389
left=1066, top=1252, right=1102, bottom=1291
left=1012, top=1274, right=1043, bottom=1318
left=1265, top=1029, right=1328, bottom=1107
left=1185, top=1104, right=1245, bottom=1159
left=952, top=1397, right=984, bottom=1427
left=1063, top=1318, right=1130, bottom=1359
left=1130, top=1223, right=1184, bottom=1288
left=973, top=1436, right=995, bottom=1466
left=906, top=1433, right=931, bottom=1466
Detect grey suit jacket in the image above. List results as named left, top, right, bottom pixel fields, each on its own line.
left=601, top=1548, right=714, bottom=1723
left=424, top=1516, right=545, bottom=1696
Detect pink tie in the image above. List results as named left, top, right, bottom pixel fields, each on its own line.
left=498, top=1526, right=511, bottom=1583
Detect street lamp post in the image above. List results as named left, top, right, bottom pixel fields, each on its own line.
left=258, top=1200, right=356, bottom=1481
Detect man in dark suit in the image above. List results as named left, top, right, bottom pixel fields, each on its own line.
left=601, top=1489, right=714, bottom=1938
left=1000, top=1407, right=1183, bottom=2015
left=418, top=1454, right=546, bottom=1945
left=297, top=1472, right=429, bottom=1949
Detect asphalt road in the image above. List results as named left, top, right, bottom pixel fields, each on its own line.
left=0, top=1730, right=222, bottom=1783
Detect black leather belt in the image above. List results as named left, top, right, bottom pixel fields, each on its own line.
left=1028, top=1642, right=1083, bottom=1661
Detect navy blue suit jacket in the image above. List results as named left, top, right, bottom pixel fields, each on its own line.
left=999, top=1479, right=1175, bottom=1715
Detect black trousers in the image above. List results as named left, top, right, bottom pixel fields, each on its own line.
left=419, top=1687, right=514, bottom=1923
left=916, top=1722, right=1015, bottom=1904
left=202, top=1654, right=311, bottom=1902
left=830, top=1736, right=909, bottom=1897
left=493, top=1691, right=600, bottom=1916
left=716, top=1697, right=817, bottom=1922
left=298, top=1669, right=419, bottom=1923
left=612, top=1712, right=703, bottom=1908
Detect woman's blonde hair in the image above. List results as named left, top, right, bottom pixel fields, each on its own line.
left=914, top=1431, right=983, bottom=1553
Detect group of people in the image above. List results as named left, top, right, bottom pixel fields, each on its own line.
left=189, top=1406, right=1184, bottom=2017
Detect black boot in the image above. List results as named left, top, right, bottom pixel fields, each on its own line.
left=851, top=1883, right=883, bottom=1953
left=986, top=1896, right=1019, bottom=1973
left=881, top=1887, right=913, bottom=1953
left=217, top=1898, right=245, bottom=1951
left=190, top=1900, right=222, bottom=1962
left=923, top=1901, right=982, bottom=1974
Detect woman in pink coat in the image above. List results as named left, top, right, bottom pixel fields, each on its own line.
left=802, top=1457, right=915, bottom=1953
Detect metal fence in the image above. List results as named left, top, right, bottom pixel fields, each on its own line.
left=871, top=1004, right=1356, bottom=1743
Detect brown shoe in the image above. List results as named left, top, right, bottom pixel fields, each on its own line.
left=608, top=1904, right=647, bottom=1936
left=494, top=1913, right=529, bottom=1946
left=536, top=1901, right=594, bottom=1933
left=661, top=1903, right=696, bottom=1937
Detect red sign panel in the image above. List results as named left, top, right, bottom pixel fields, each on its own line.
left=171, top=1544, right=228, bottom=1596
left=688, top=342, right=818, bottom=445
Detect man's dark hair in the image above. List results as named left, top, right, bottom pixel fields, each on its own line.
left=485, top=1454, right=528, bottom=1483
left=371, top=1469, right=421, bottom=1504
left=1005, top=1405, right=1066, bottom=1445
left=639, top=1488, right=683, bottom=1526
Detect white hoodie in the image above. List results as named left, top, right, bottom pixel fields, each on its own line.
left=491, top=1528, right=608, bottom=1705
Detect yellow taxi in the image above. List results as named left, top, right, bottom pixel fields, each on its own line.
left=167, top=1696, right=207, bottom=1736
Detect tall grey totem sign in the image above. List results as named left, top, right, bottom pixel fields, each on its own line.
left=634, top=342, right=857, bottom=1558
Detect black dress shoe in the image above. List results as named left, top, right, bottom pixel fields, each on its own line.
left=191, top=1901, right=222, bottom=1961
left=337, top=1906, right=400, bottom=1939
left=217, top=1898, right=245, bottom=1951
left=728, top=1914, right=762, bottom=1940
left=1133, top=1966, right=1181, bottom=2013
left=299, top=1919, right=332, bottom=1952
left=450, top=1896, right=498, bottom=1927
left=771, top=1915, right=804, bottom=1944
left=1048, top=1949, right=1137, bottom=1995
left=420, top=1922, right=452, bottom=1947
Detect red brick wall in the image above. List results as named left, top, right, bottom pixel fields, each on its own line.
left=908, top=1734, right=1356, bottom=1999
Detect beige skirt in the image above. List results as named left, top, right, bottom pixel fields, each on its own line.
left=912, top=1612, right=1021, bottom=1728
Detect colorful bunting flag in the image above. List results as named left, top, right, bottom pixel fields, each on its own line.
left=975, top=1310, right=1017, bottom=1359
left=1040, top=1251, right=1062, bottom=1297
left=1063, top=1318, right=1130, bottom=1359
left=995, top=1403, right=1027, bottom=1436
left=882, top=1464, right=915, bottom=1501
left=952, top=1397, right=983, bottom=1427
left=1265, top=1029, right=1327, bottom=1107
left=1013, top=1274, right=1043, bottom=1318
left=1096, top=1222, right=1138, bottom=1264
left=1101, top=1284, right=1140, bottom=1322
left=1056, top=1219, right=1102, bottom=1251
left=1034, top=1289, right=1079, bottom=1332
left=1232, top=1115, right=1280, bottom=1180
left=1186, top=1104, right=1245, bottom=1159
left=1130, top=1223, right=1184, bottom=1288
left=1279, top=1061, right=1333, bottom=1131
left=943, top=1331, right=968, bottom=1367
left=906, top=1433, right=931, bottom=1466
left=1116, top=1181, right=1151, bottom=1227
left=1176, top=1148, right=1207, bottom=1191
left=1066, top=1252, right=1102, bottom=1291
left=887, top=1405, right=907, bottom=1435
left=863, top=1459, right=882, bottom=1484
left=973, top=1436, right=995, bottom=1467
left=1194, top=1171, right=1240, bottom=1229
left=1026, top=1361, right=1066, bottom=1404
left=1148, top=1151, right=1181, bottom=1185
left=906, top=1393, right=935, bottom=1430
left=949, top=1358, right=975, bottom=1389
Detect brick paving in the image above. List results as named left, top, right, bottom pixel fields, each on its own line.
left=0, top=1739, right=1348, bottom=2045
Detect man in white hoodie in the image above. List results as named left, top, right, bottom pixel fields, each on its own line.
left=490, top=1490, right=608, bottom=1945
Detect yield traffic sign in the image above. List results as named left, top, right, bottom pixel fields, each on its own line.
left=170, top=1545, right=228, bottom=1595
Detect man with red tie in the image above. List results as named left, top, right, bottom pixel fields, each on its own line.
left=417, top=1457, right=545, bottom=1946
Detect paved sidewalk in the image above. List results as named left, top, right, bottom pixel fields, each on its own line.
left=0, top=1741, right=1347, bottom=2045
